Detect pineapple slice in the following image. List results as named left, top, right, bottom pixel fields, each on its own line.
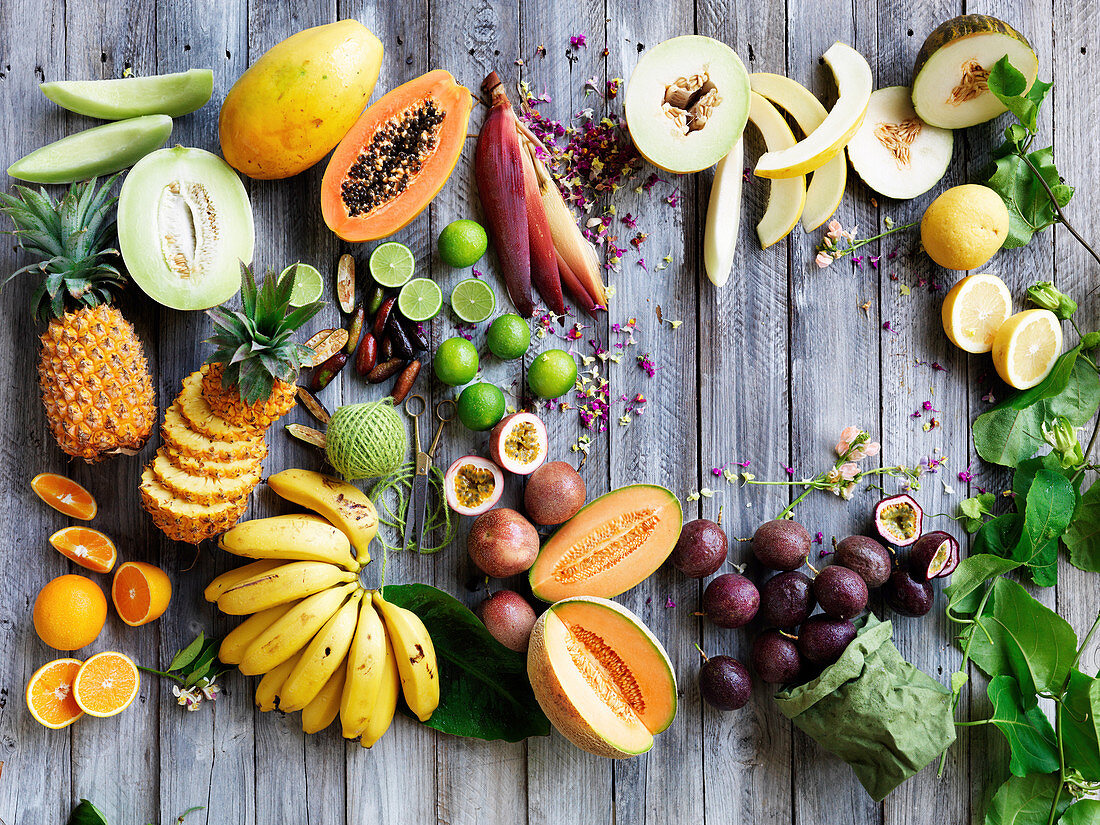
left=162, top=405, right=265, bottom=462
left=177, top=370, right=258, bottom=443
left=150, top=452, right=261, bottom=506
left=140, top=467, right=250, bottom=544
left=164, top=446, right=265, bottom=479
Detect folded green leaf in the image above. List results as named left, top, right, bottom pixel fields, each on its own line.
left=168, top=632, right=206, bottom=672
left=1017, top=469, right=1076, bottom=586
left=1060, top=669, right=1100, bottom=781
left=986, top=674, right=1060, bottom=776
left=1063, top=479, right=1100, bottom=573
left=984, top=772, right=1069, bottom=825
left=1060, top=799, right=1100, bottom=824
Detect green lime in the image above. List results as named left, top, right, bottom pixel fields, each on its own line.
left=450, top=277, right=497, bottom=323
left=279, top=263, right=323, bottom=307
left=434, top=336, right=479, bottom=386
left=487, top=314, right=531, bottom=360
left=369, top=241, right=416, bottom=288
left=457, top=382, right=506, bottom=431
left=438, top=219, right=488, bottom=268
left=397, top=277, right=443, bottom=322
left=527, top=349, right=578, bottom=399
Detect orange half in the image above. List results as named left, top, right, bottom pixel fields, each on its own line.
left=32, top=473, right=97, bottom=520
left=112, top=561, right=172, bottom=627
left=26, top=658, right=84, bottom=728
left=50, top=527, right=118, bottom=573
left=73, top=651, right=139, bottom=717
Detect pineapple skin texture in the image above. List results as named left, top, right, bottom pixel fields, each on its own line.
left=39, top=304, right=156, bottom=462
left=202, top=362, right=296, bottom=435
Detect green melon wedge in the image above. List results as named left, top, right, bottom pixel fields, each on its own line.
left=7, top=114, right=173, bottom=183
left=40, top=69, right=214, bottom=120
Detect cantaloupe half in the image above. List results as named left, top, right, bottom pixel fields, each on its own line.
left=754, top=42, right=872, bottom=179
left=750, top=73, right=846, bottom=231
left=746, top=93, right=807, bottom=249
left=527, top=596, right=676, bottom=759
left=529, top=484, right=682, bottom=602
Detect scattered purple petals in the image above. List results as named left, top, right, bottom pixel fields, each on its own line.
left=782, top=465, right=794, bottom=477
left=570, top=33, right=587, bottom=49
left=882, top=321, right=899, bottom=334
left=813, top=532, right=824, bottom=544
left=931, top=362, right=947, bottom=372
left=664, top=596, right=676, bottom=609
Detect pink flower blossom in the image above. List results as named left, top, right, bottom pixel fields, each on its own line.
left=815, top=251, right=833, bottom=269
left=863, top=441, right=880, bottom=457
left=826, top=219, right=847, bottom=240
left=839, top=462, right=860, bottom=480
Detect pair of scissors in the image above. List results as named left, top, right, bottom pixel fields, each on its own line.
left=403, top=394, right=456, bottom=552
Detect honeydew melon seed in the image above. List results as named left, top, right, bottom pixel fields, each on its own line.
left=6, top=115, right=173, bottom=184
left=624, top=35, right=750, bottom=174
left=40, top=69, right=214, bottom=119
left=753, top=42, right=872, bottom=179
left=745, top=92, right=806, bottom=249
left=118, top=146, right=255, bottom=310
left=749, top=72, right=846, bottom=231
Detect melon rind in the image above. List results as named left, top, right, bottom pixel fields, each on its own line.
left=911, top=15, right=1037, bottom=129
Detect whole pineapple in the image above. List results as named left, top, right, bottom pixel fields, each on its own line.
left=201, top=263, right=321, bottom=434
left=1, top=177, right=155, bottom=462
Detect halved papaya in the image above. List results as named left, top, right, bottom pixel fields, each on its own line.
left=528, top=596, right=676, bottom=758
left=321, top=70, right=473, bottom=241
left=529, top=484, right=683, bottom=602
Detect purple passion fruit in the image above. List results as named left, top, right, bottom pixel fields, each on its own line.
left=752, top=519, right=811, bottom=571
left=477, top=590, right=537, bottom=652
left=833, top=535, right=893, bottom=587
left=699, top=654, right=752, bottom=711
left=444, top=455, right=504, bottom=516
left=751, top=630, right=804, bottom=684
left=908, top=530, right=960, bottom=581
left=467, top=508, right=540, bottom=578
left=812, top=565, right=869, bottom=621
left=884, top=569, right=934, bottom=616
left=523, top=461, right=586, bottom=525
left=702, top=573, right=760, bottom=629
left=668, top=518, right=728, bottom=578
left=797, top=617, right=857, bottom=665
left=874, top=494, right=923, bottom=546
left=759, top=571, right=815, bottom=628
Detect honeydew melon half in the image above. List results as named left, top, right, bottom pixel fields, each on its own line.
left=624, top=35, right=750, bottom=174
left=118, top=146, right=254, bottom=310
left=912, top=15, right=1037, bottom=129
left=746, top=92, right=806, bottom=249
left=749, top=72, right=846, bottom=231
left=753, top=42, right=872, bottom=180
left=847, top=86, right=953, bottom=200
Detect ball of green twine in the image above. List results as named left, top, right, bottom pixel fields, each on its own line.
left=325, top=400, right=407, bottom=481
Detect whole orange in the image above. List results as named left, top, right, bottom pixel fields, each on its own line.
left=33, top=575, right=107, bottom=651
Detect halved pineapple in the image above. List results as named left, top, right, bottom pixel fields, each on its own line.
left=162, top=405, right=265, bottom=462
left=165, top=446, right=265, bottom=479
left=177, top=370, right=258, bottom=443
left=140, top=467, right=250, bottom=544
left=150, top=453, right=261, bottom=505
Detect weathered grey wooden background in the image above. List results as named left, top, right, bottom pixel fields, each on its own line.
left=2, top=0, right=1098, bottom=823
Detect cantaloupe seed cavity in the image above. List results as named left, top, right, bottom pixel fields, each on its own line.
left=551, top=508, right=661, bottom=584
left=662, top=74, right=721, bottom=135
left=874, top=119, right=921, bottom=167
left=948, top=60, right=989, bottom=105
left=563, top=622, right=645, bottom=721
left=157, top=179, right=219, bottom=280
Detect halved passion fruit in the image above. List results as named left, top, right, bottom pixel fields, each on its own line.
left=118, top=146, right=254, bottom=310
left=874, top=494, right=924, bottom=547
left=488, top=413, right=548, bottom=475
left=444, top=456, right=504, bottom=516
left=623, top=35, right=750, bottom=174
left=907, top=530, right=960, bottom=581
left=527, top=596, right=676, bottom=758
left=529, top=484, right=682, bottom=602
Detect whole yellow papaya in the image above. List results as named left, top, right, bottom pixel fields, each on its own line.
left=219, top=20, right=382, bottom=179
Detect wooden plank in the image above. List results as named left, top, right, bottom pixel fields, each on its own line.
left=604, top=5, right=703, bottom=824
left=694, top=2, right=794, bottom=824
left=784, top=3, right=883, bottom=822
left=0, top=1, right=73, bottom=822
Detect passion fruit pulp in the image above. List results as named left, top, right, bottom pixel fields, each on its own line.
left=489, top=413, right=548, bottom=475
left=444, top=456, right=504, bottom=516
left=874, top=493, right=923, bottom=547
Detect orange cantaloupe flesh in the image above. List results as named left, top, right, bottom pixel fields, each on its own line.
left=529, top=484, right=683, bottom=602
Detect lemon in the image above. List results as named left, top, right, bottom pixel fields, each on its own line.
left=991, top=309, right=1063, bottom=390
left=920, top=184, right=1009, bottom=270
left=941, top=273, right=1013, bottom=353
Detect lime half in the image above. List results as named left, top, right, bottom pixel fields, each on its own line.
left=397, top=278, right=443, bottom=322
left=450, top=277, right=497, bottom=323
left=279, top=263, right=323, bottom=307
left=369, top=242, right=416, bottom=288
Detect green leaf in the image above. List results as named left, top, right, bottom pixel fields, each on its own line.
left=1063, top=479, right=1100, bottom=573
left=168, top=632, right=206, bottom=672
left=1017, top=469, right=1077, bottom=586
left=1060, top=800, right=1100, bottom=825
left=986, top=675, right=1060, bottom=776
left=67, top=800, right=109, bottom=825
left=986, top=145, right=1074, bottom=248
left=959, top=492, right=997, bottom=533
left=1060, top=669, right=1100, bottom=781
left=984, top=772, right=1070, bottom=825
left=384, top=583, right=550, bottom=742
left=945, top=552, right=1021, bottom=615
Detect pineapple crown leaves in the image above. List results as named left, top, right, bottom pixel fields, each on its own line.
left=0, top=176, right=126, bottom=323
left=204, top=262, right=324, bottom=405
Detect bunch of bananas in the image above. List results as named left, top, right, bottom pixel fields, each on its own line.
left=204, top=468, right=439, bottom=745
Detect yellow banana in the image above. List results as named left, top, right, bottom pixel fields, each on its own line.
left=203, top=559, right=282, bottom=603
left=340, top=596, right=387, bottom=739
left=217, top=560, right=357, bottom=616
left=360, top=631, right=400, bottom=748
left=267, top=469, right=378, bottom=564
left=255, top=650, right=304, bottom=712
left=279, top=590, right=363, bottom=712
left=301, top=658, right=347, bottom=734
left=219, top=514, right=359, bottom=571
left=238, top=582, right=359, bottom=676
left=372, top=590, right=439, bottom=722
left=219, top=601, right=300, bottom=665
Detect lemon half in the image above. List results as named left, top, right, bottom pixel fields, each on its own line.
left=991, top=309, right=1063, bottom=390
left=941, top=273, right=1012, bottom=354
